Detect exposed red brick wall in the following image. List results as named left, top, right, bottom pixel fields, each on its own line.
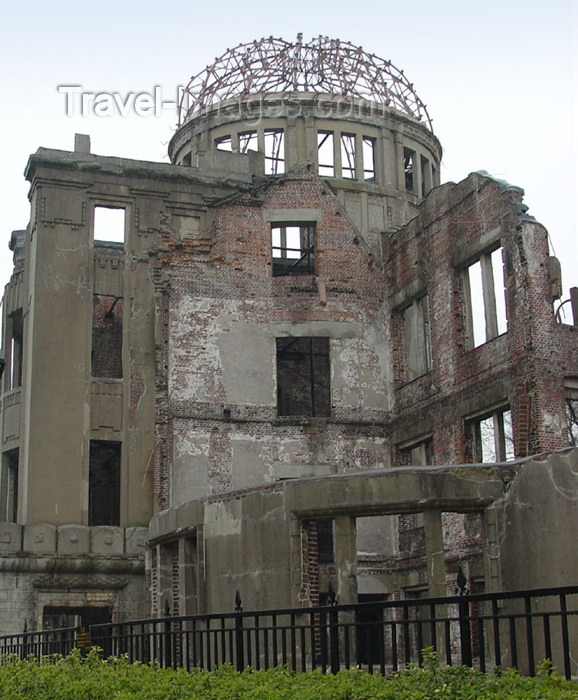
left=153, top=167, right=389, bottom=501
left=387, top=173, right=577, bottom=464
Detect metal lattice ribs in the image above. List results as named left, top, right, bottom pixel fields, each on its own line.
left=178, top=34, right=432, bottom=129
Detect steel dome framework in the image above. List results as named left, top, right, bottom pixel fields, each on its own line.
left=178, top=35, right=433, bottom=130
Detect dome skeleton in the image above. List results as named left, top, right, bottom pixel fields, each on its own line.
left=178, top=35, right=433, bottom=130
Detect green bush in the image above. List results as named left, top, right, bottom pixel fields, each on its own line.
left=0, top=648, right=576, bottom=699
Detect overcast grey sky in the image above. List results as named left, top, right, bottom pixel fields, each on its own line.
left=1, top=0, right=576, bottom=311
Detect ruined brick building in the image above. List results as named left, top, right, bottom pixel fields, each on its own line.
left=1, top=36, right=577, bottom=634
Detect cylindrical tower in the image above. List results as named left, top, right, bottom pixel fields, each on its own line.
left=169, top=35, right=442, bottom=230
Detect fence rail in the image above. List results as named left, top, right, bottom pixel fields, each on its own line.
left=2, top=585, right=577, bottom=679
left=0, top=626, right=80, bottom=660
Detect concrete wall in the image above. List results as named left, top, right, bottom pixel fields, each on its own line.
left=491, top=448, right=578, bottom=592
left=149, top=449, right=578, bottom=618
left=0, top=525, right=148, bottom=635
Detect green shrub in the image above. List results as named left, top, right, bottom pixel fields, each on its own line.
left=0, top=647, right=576, bottom=699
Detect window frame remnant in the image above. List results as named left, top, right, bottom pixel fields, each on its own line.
left=93, top=206, right=126, bottom=245
left=402, top=295, right=432, bottom=380
left=89, top=440, right=121, bottom=526
left=239, top=130, right=258, bottom=153
left=362, top=136, right=376, bottom=181
left=403, top=147, right=416, bottom=193
left=264, top=129, right=285, bottom=174
left=317, top=131, right=335, bottom=177
left=276, top=337, right=331, bottom=417
left=565, top=380, right=578, bottom=446
left=340, top=133, right=356, bottom=179
left=0, top=448, right=18, bottom=523
left=464, top=246, right=507, bottom=348
left=467, top=406, right=514, bottom=463
left=271, top=223, right=315, bottom=276
left=398, top=436, right=433, bottom=467
left=92, top=294, right=123, bottom=378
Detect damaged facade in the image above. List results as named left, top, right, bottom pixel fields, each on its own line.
left=0, top=36, right=577, bottom=639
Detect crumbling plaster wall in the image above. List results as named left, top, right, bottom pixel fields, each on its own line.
left=162, top=168, right=391, bottom=503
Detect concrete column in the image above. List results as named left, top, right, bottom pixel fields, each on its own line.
left=334, top=130, right=343, bottom=179
left=304, top=118, right=317, bottom=164
left=481, top=252, right=498, bottom=339
left=481, top=507, right=502, bottom=593
left=354, top=133, right=364, bottom=181
left=378, top=126, right=392, bottom=187
left=178, top=537, right=194, bottom=616
left=334, top=515, right=357, bottom=604
left=393, top=131, right=405, bottom=192
left=413, top=151, right=422, bottom=199
left=423, top=509, right=446, bottom=597
left=285, top=119, right=299, bottom=169
left=196, top=526, right=206, bottom=614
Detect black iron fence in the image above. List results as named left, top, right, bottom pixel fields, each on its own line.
left=1, top=585, right=577, bottom=679
left=0, top=626, right=79, bottom=660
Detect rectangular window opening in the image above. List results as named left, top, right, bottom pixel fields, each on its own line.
left=271, top=224, right=315, bottom=276
left=491, top=248, right=507, bottom=335
left=239, top=131, right=258, bottom=153
left=403, top=148, right=416, bottom=192
left=89, top=440, right=121, bottom=526
left=43, top=606, right=112, bottom=631
left=317, top=519, right=334, bottom=564
left=215, top=136, right=232, bottom=151
left=465, top=247, right=507, bottom=347
left=264, top=130, right=285, bottom=174
left=8, top=309, right=23, bottom=390
left=94, top=206, right=125, bottom=245
left=92, top=294, right=123, bottom=378
left=276, top=337, right=330, bottom=417
left=317, top=131, right=335, bottom=177
left=0, top=449, right=18, bottom=523
left=402, top=295, right=432, bottom=380
left=398, top=438, right=433, bottom=467
left=468, top=407, right=514, bottom=463
left=340, top=133, right=356, bottom=179
left=566, top=383, right=578, bottom=446
left=362, top=136, right=376, bottom=181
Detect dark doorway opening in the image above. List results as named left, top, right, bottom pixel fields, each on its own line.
left=356, top=594, right=386, bottom=665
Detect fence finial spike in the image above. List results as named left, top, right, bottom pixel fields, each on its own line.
left=235, top=590, right=242, bottom=612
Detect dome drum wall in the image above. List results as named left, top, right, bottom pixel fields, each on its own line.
left=169, top=95, right=442, bottom=220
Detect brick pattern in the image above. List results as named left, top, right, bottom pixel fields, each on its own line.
left=153, top=167, right=389, bottom=502
left=149, top=168, right=578, bottom=612
left=298, top=521, right=320, bottom=607
left=388, top=174, right=577, bottom=464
